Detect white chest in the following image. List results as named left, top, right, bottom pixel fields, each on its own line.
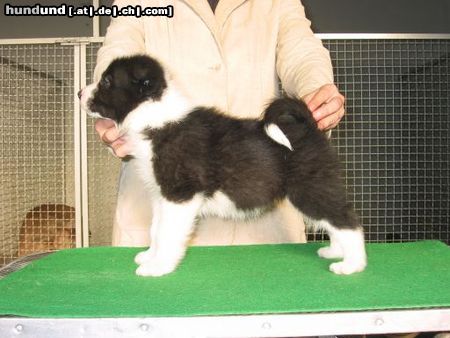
left=129, top=136, right=159, bottom=193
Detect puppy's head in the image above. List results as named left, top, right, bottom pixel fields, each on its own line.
left=80, top=55, right=167, bottom=124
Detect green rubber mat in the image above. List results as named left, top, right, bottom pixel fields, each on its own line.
left=0, top=241, right=449, bottom=318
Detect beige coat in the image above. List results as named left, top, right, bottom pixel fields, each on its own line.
left=95, top=0, right=334, bottom=246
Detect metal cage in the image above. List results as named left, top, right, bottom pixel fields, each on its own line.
left=0, top=43, right=76, bottom=266
left=321, top=38, right=449, bottom=243
left=0, top=35, right=449, bottom=267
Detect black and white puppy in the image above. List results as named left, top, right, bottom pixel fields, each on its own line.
left=80, top=55, right=367, bottom=277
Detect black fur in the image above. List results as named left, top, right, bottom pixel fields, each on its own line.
left=87, top=55, right=361, bottom=231
left=88, top=55, right=167, bottom=124
left=83, top=55, right=368, bottom=276
left=146, top=109, right=286, bottom=210
left=266, top=98, right=360, bottom=229
left=146, top=100, right=359, bottom=229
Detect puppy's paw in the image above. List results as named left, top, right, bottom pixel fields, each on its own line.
left=317, top=246, right=344, bottom=259
left=134, top=250, right=153, bottom=265
left=329, top=260, right=366, bottom=275
left=135, top=259, right=177, bottom=277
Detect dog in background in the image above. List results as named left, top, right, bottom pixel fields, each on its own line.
left=80, top=55, right=367, bottom=277
left=18, top=204, right=75, bottom=257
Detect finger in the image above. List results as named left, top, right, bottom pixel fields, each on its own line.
left=110, top=138, right=126, bottom=148
left=101, top=125, right=122, bottom=145
left=95, top=119, right=119, bottom=145
left=312, top=96, right=344, bottom=122
left=317, top=108, right=345, bottom=131
left=110, top=137, right=133, bottom=158
left=112, top=141, right=132, bottom=158
left=306, top=84, right=336, bottom=111
left=94, top=119, right=115, bottom=136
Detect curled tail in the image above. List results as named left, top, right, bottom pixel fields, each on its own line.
left=263, top=97, right=318, bottom=151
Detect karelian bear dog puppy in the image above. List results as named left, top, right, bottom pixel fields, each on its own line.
left=80, top=55, right=366, bottom=277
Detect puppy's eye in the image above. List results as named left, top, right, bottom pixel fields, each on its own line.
left=100, top=76, right=111, bottom=88
left=131, top=79, right=151, bottom=87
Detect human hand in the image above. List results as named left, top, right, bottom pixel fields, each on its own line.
left=303, top=84, right=345, bottom=131
left=94, top=119, right=131, bottom=158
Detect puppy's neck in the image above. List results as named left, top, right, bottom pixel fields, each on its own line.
left=119, top=80, right=193, bottom=135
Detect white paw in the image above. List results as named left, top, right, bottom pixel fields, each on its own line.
left=135, top=259, right=177, bottom=277
left=317, top=246, right=344, bottom=259
left=329, top=260, right=367, bottom=275
left=134, top=250, right=154, bottom=265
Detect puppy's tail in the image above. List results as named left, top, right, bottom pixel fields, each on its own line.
left=263, top=97, right=317, bottom=151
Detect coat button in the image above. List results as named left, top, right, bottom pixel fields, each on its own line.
left=208, top=64, right=222, bottom=71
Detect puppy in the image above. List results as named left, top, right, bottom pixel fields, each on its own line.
left=80, top=55, right=366, bottom=277
left=18, top=204, right=75, bottom=257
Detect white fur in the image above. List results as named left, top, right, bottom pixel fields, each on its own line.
left=264, top=123, right=294, bottom=151
left=135, top=195, right=203, bottom=277
left=82, top=75, right=366, bottom=277
left=81, top=79, right=200, bottom=277
left=80, top=83, right=117, bottom=157
left=117, top=85, right=202, bottom=276
left=199, top=191, right=266, bottom=220
left=118, top=83, right=194, bottom=191
left=120, top=81, right=193, bottom=134
left=80, top=83, right=104, bottom=119
left=316, top=220, right=367, bottom=275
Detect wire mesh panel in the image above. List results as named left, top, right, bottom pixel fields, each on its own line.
left=311, top=39, right=450, bottom=243
left=0, top=44, right=75, bottom=267
left=85, top=43, right=121, bottom=246
left=83, top=39, right=448, bottom=246
left=2, top=38, right=447, bottom=268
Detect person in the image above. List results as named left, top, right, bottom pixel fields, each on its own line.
left=93, top=0, right=345, bottom=247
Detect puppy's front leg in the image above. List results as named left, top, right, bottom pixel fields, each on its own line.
left=134, top=200, right=162, bottom=266
left=135, top=195, right=202, bottom=277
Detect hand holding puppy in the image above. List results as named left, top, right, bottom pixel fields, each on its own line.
left=94, top=119, right=131, bottom=158
left=304, top=84, right=345, bottom=131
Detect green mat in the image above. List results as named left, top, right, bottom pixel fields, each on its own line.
left=0, top=241, right=449, bottom=318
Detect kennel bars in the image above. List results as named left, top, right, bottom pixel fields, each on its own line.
left=0, top=34, right=449, bottom=266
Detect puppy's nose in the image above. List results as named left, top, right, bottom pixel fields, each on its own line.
left=77, top=89, right=83, bottom=99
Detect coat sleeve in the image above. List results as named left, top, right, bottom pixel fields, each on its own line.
left=93, top=0, right=146, bottom=82
left=276, top=0, right=334, bottom=99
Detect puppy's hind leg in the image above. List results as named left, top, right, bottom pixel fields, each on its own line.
left=285, top=192, right=366, bottom=275
left=319, top=220, right=367, bottom=275
left=135, top=195, right=202, bottom=277
left=299, top=213, right=344, bottom=259
left=317, top=229, right=344, bottom=259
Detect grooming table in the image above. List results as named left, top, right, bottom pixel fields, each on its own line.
left=0, top=241, right=449, bottom=337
